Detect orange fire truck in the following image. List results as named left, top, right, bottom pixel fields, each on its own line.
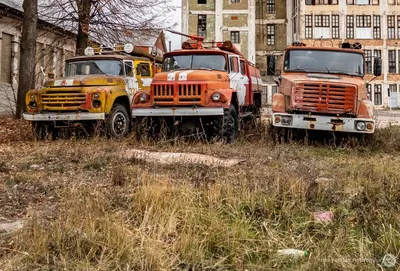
left=271, top=41, right=381, bottom=136
left=131, top=30, right=263, bottom=142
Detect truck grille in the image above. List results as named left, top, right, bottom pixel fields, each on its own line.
left=178, top=84, right=201, bottom=102
left=294, top=83, right=356, bottom=114
left=152, top=83, right=203, bottom=104
left=41, top=90, right=86, bottom=110
left=153, top=84, right=174, bottom=102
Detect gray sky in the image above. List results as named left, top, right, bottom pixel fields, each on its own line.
left=164, top=0, right=182, bottom=51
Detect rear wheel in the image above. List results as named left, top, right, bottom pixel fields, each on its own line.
left=106, top=104, right=130, bottom=139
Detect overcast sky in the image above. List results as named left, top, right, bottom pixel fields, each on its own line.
left=164, top=0, right=182, bottom=51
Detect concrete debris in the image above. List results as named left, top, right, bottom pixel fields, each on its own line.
left=0, top=220, right=24, bottom=233
left=120, top=149, right=244, bottom=167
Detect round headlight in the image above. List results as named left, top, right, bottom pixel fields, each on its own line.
left=30, top=94, right=36, bottom=101
left=139, top=93, right=148, bottom=102
left=212, top=92, right=221, bottom=101
left=356, top=121, right=366, bottom=131
left=93, top=93, right=100, bottom=99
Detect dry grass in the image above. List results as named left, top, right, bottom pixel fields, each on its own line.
left=0, top=118, right=400, bottom=270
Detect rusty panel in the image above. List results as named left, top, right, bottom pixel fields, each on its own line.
left=152, top=83, right=204, bottom=105
left=152, top=83, right=174, bottom=103
left=178, top=84, right=201, bottom=103
left=293, top=83, right=356, bottom=114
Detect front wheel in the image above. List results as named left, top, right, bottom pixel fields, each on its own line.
left=106, top=104, right=130, bottom=139
left=214, top=104, right=238, bottom=143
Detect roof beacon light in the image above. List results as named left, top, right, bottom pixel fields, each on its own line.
left=84, top=47, right=95, bottom=56
left=124, top=43, right=134, bottom=54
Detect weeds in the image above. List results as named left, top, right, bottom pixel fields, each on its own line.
left=1, top=118, right=400, bottom=270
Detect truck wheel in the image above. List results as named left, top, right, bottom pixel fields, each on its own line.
left=218, top=104, right=238, bottom=143
left=106, top=104, right=130, bottom=139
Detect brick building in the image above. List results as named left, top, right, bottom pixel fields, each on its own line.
left=181, top=0, right=289, bottom=104
left=290, top=0, right=400, bottom=108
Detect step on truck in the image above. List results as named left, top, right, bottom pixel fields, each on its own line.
left=131, top=30, right=263, bottom=142
left=23, top=44, right=161, bottom=139
left=271, top=41, right=382, bottom=137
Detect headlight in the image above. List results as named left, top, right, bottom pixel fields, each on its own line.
left=30, top=94, right=36, bottom=101
left=212, top=92, right=221, bottom=102
left=28, top=101, right=37, bottom=108
left=356, top=121, right=366, bottom=131
left=93, top=93, right=100, bottom=99
left=139, top=93, right=149, bottom=102
left=281, top=116, right=293, bottom=126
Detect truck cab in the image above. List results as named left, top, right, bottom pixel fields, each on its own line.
left=23, top=44, right=156, bottom=139
left=272, top=42, right=381, bottom=135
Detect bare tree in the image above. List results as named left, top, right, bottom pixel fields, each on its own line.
left=16, top=0, right=38, bottom=118
left=39, top=0, right=176, bottom=55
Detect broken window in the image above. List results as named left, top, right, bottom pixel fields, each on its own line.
left=197, top=15, right=207, bottom=38
left=388, top=50, right=396, bottom=74
left=374, top=84, right=382, bottom=105
left=364, top=50, right=372, bottom=74
left=267, top=24, right=275, bottom=45
left=373, top=15, right=381, bottom=39
left=197, top=0, right=206, bottom=4
left=346, top=15, right=354, bottom=39
left=388, top=16, right=395, bottom=39
left=230, top=31, right=240, bottom=44
left=266, top=0, right=275, bottom=13
left=305, top=15, right=313, bottom=38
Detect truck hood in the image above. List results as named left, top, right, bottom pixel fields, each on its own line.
left=45, top=75, right=124, bottom=87
left=153, top=70, right=229, bottom=82
left=284, top=72, right=362, bottom=86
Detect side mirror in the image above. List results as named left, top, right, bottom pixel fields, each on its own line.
left=373, top=57, right=382, bottom=77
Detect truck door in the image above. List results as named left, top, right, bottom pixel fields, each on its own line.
left=135, top=62, right=153, bottom=91
left=124, top=60, right=138, bottom=104
left=228, top=55, right=248, bottom=105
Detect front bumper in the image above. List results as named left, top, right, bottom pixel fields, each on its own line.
left=23, top=112, right=105, bottom=121
left=132, top=107, right=224, bottom=117
left=272, top=113, right=375, bottom=133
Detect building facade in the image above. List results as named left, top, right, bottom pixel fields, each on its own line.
left=181, top=0, right=289, bottom=104
left=0, top=1, right=76, bottom=115
left=290, top=0, right=400, bottom=108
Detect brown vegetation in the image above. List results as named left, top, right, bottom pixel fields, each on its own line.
left=0, top=118, right=400, bottom=270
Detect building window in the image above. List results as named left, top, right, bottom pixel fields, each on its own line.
left=373, top=15, right=381, bottom=39
left=388, top=16, right=396, bottom=39
left=231, top=0, right=240, bottom=2
left=314, top=15, right=330, bottom=38
left=367, top=84, right=372, bottom=101
left=349, top=0, right=378, bottom=4
left=332, top=15, right=339, bottom=39
left=198, top=0, right=206, bottom=4
left=197, top=15, right=206, bottom=38
left=267, top=24, right=275, bottom=45
left=305, top=15, right=313, bottom=38
left=356, top=15, right=371, bottom=39
left=374, top=84, right=382, bottom=105
left=315, top=15, right=330, bottom=27
left=398, top=16, right=400, bottom=38
left=389, top=0, right=400, bottom=4
left=346, top=15, right=354, bottom=39
left=306, top=0, right=338, bottom=4
left=389, top=84, right=397, bottom=94
left=1, top=33, right=12, bottom=84
left=266, top=0, right=275, bottom=14
left=230, top=31, right=240, bottom=44
left=364, top=50, right=372, bottom=74
left=389, top=50, right=396, bottom=74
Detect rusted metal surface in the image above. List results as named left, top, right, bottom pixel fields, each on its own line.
left=292, top=83, right=357, bottom=115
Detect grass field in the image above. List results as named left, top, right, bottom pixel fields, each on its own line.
left=1, top=118, right=400, bottom=270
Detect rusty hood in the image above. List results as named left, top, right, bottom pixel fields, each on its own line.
left=45, top=75, right=124, bottom=87
left=153, top=70, right=229, bottom=82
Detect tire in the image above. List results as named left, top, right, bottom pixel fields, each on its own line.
left=106, top=104, right=130, bottom=139
left=214, top=104, right=238, bottom=143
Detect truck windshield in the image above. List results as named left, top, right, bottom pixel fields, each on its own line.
left=284, top=50, right=364, bottom=76
left=65, top=60, right=124, bottom=76
left=163, top=54, right=227, bottom=71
